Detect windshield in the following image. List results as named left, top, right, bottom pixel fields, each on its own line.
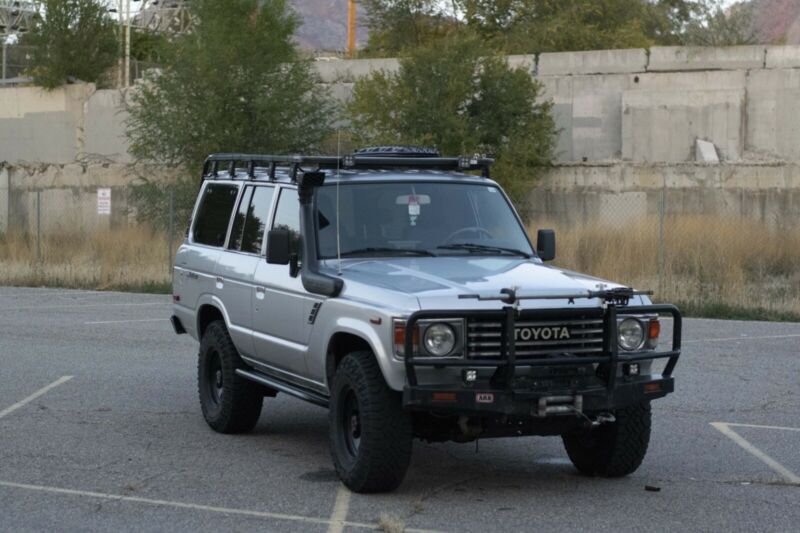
left=316, top=182, right=534, bottom=259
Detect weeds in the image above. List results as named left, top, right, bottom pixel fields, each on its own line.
left=0, top=226, right=174, bottom=292
left=2, top=215, right=799, bottom=321
left=529, top=215, right=800, bottom=320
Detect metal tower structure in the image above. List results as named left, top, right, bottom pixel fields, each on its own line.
left=1, top=1, right=41, bottom=79
left=130, top=0, right=193, bottom=35
left=0, top=1, right=41, bottom=39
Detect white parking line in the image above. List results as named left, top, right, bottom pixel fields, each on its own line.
left=685, top=334, right=800, bottom=344
left=0, top=376, right=74, bottom=420
left=725, top=423, right=800, bottom=432
left=328, top=485, right=352, bottom=533
left=85, top=319, right=166, bottom=325
left=0, top=480, right=443, bottom=532
left=0, top=303, right=166, bottom=312
left=710, top=422, right=800, bottom=485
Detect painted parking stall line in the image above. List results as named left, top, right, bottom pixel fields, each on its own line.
left=84, top=319, right=166, bottom=325
left=710, top=422, right=800, bottom=485
left=0, top=480, right=443, bottom=533
left=0, top=376, right=74, bottom=420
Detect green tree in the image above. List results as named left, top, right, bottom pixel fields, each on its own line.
left=25, top=0, right=118, bottom=89
left=682, top=0, right=758, bottom=46
left=347, top=33, right=555, bottom=211
left=127, top=0, right=332, bottom=169
left=126, top=0, right=333, bottom=228
left=361, top=0, right=460, bottom=56
left=460, top=0, right=672, bottom=53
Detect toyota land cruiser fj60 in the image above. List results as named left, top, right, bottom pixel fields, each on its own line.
left=171, top=147, right=681, bottom=493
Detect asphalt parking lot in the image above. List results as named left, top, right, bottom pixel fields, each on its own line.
left=1, top=286, right=798, bottom=532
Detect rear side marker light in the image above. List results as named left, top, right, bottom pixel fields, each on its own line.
left=172, top=294, right=180, bottom=303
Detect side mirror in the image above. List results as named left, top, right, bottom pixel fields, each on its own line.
left=536, top=229, right=556, bottom=261
left=267, top=229, right=291, bottom=265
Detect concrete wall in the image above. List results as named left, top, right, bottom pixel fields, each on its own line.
left=2, top=161, right=798, bottom=237
left=1, top=163, right=138, bottom=235
left=315, top=45, right=800, bottom=165
left=527, top=162, right=800, bottom=228
left=3, top=46, right=800, bottom=166
left=0, top=84, right=130, bottom=165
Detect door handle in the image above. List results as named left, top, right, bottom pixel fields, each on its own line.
left=255, top=286, right=266, bottom=300
left=215, top=276, right=224, bottom=289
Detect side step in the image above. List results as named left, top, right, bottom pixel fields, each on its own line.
left=235, top=369, right=329, bottom=408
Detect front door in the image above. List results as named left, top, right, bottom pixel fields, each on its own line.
left=251, top=187, right=309, bottom=377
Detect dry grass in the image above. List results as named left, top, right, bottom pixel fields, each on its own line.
left=529, top=215, right=800, bottom=319
left=0, top=225, right=174, bottom=293
left=2, top=216, right=799, bottom=319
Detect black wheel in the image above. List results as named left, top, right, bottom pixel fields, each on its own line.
left=562, top=401, right=651, bottom=477
left=329, top=351, right=413, bottom=493
left=198, top=320, right=263, bottom=433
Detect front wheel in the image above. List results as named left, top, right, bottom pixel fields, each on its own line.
left=562, top=401, right=651, bottom=477
left=329, top=351, right=413, bottom=493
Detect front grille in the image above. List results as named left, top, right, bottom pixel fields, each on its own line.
left=466, top=314, right=605, bottom=359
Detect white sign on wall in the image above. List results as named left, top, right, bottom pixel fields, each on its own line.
left=97, top=188, right=111, bottom=215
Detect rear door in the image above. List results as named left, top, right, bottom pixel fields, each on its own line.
left=214, top=184, right=276, bottom=357
left=174, top=182, right=240, bottom=336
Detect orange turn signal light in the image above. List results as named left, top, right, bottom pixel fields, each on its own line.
left=648, top=319, right=661, bottom=340
left=394, top=322, right=419, bottom=354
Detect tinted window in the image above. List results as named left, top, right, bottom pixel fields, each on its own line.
left=315, top=183, right=533, bottom=258
left=272, top=188, right=301, bottom=257
left=240, top=187, right=275, bottom=254
left=193, top=183, right=239, bottom=247
left=228, top=186, right=254, bottom=251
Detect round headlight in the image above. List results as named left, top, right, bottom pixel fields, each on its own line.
left=618, top=318, right=645, bottom=351
left=423, top=323, right=456, bottom=356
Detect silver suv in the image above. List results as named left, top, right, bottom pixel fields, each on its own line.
left=171, top=147, right=681, bottom=493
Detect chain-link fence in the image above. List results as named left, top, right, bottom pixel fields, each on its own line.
left=0, top=185, right=184, bottom=292
left=0, top=43, right=160, bottom=84
left=527, top=185, right=800, bottom=319
left=1, top=182, right=799, bottom=318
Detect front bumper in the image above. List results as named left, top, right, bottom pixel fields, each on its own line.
left=402, top=304, right=681, bottom=417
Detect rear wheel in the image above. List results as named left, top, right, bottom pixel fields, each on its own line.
left=562, top=401, right=651, bottom=477
left=198, top=320, right=263, bottom=433
left=329, top=351, right=413, bottom=493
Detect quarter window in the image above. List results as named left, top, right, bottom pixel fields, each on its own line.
left=193, top=183, right=239, bottom=247
left=272, top=188, right=301, bottom=257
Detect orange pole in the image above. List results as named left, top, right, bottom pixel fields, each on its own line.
left=347, top=0, right=356, bottom=57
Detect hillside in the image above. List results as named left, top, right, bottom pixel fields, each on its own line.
left=290, top=0, right=369, bottom=52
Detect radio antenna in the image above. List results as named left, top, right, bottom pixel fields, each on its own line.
left=336, top=130, right=342, bottom=275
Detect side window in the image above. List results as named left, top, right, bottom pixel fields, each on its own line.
left=193, top=183, right=239, bottom=247
left=228, top=186, right=254, bottom=251
left=272, top=188, right=301, bottom=257
left=240, top=186, right=275, bottom=254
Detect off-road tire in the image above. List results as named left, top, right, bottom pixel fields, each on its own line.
left=198, top=320, right=263, bottom=433
left=562, top=401, right=651, bottom=477
left=329, top=351, right=413, bottom=493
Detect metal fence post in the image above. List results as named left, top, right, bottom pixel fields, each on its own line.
left=36, top=190, right=41, bottom=264
left=2, top=42, right=6, bottom=80
left=168, top=188, right=175, bottom=275
left=658, top=177, right=666, bottom=296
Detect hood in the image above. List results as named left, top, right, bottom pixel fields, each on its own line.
left=324, top=257, right=637, bottom=311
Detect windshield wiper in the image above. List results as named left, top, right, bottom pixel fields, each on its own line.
left=340, top=247, right=436, bottom=257
left=437, top=243, right=531, bottom=258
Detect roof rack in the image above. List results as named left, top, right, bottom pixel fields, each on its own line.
left=201, top=152, right=495, bottom=181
